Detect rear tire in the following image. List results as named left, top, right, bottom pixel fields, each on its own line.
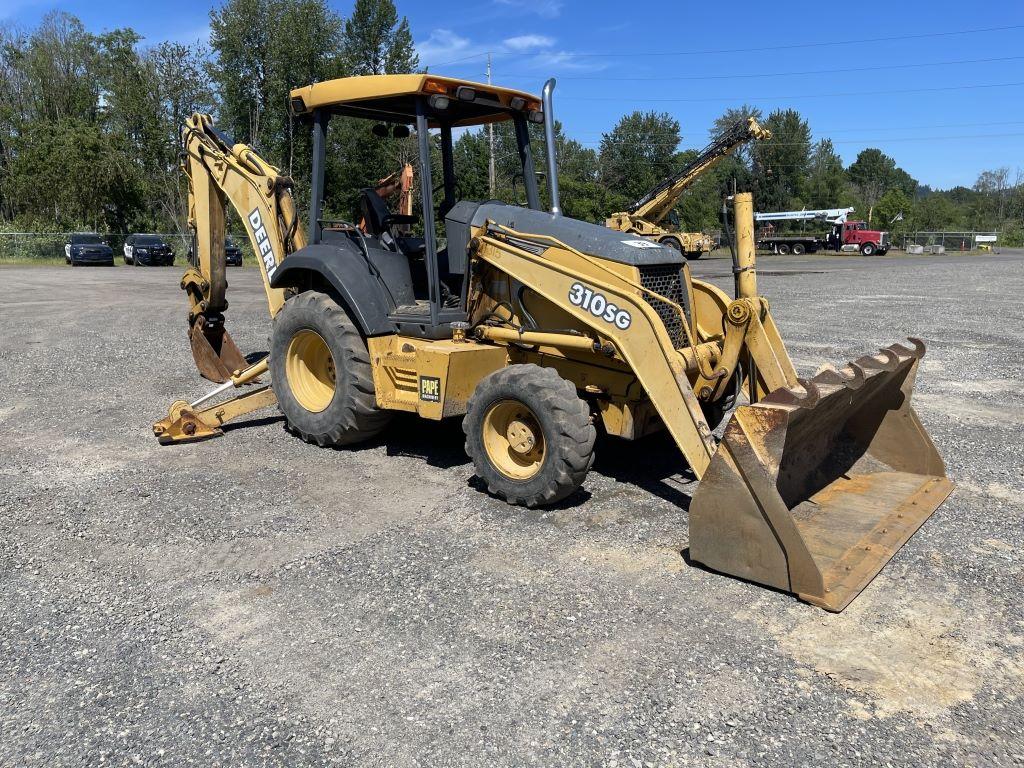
left=791, top=243, right=805, bottom=255
left=464, top=365, right=596, bottom=507
left=777, top=243, right=791, bottom=255
left=270, top=291, right=391, bottom=447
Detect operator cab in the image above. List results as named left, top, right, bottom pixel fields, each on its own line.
left=289, top=75, right=545, bottom=339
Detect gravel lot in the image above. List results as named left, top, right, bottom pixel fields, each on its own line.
left=1, top=250, right=1022, bottom=767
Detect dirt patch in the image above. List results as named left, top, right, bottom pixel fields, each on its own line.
left=742, top=579, right=1024, bottom=722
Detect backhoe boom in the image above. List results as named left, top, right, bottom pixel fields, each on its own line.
left=181, top=113, right=306, bottom=381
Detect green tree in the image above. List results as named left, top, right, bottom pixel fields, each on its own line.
left=598, top=111, right=681, bottom=206
left=847, top=148, right=897, bottom=224
left=5, top=119, right=139, bottom=229
left=804, top=139, right=848, bottom=208
left=874, top=188, right=913, bottom=234
left=209, top=0, right=344, bottom=179
left=753, top=108, right=811, bottom=213
left=340, top=0, right=418, bottom=75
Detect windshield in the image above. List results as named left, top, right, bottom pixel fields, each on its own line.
left=72, top=234, right=103, bottom=245
left=136, top=235, right=165, bottom=246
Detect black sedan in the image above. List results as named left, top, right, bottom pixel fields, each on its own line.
left=65, top=233, right=114, bottom=266
left=124, top=234, right=175, bottom=266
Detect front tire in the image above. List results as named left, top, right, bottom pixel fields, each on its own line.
left=464, top=365, right=596, bottom=507
left=861, top=242, right=876, bottom=256
left=791, top=242, right=805, bottom=255
left=661, top=237, right=682, bottom=253
left=270, top=291, right=391, bottom=446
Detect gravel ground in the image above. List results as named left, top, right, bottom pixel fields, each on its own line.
left=1, top=250, right=1022, bottom=767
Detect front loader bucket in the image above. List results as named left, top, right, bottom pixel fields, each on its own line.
left=189, top=313, right=247, bottom=383
left=689, top=339, right=953, bottom=612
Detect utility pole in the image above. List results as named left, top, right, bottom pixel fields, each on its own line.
left=487, top=53, right=496, bottom=197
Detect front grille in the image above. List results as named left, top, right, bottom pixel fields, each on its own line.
left=638, top=264, right=689, bottom=348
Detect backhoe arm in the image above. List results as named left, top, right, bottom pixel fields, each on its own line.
left=181, top=113, right=307, bottom=381
left=608, top=117, right=770, bottom=231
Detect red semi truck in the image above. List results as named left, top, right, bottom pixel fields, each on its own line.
left=755, top=208, right=890, bottom=256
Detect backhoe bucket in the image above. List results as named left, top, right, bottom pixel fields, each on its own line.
left=189, top=313, right=247, bottom=383
left=689, top=339, right=953, bottom=612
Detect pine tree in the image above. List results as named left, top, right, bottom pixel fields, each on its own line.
left=340, top=0, right=419, bottom=75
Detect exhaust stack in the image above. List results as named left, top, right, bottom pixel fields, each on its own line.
left=541, top=78, right=560, bottom=216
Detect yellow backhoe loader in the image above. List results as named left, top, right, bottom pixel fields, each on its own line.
left=154, top=75, right=952, bottom=611
left=605, top=117, right=771, bottom=258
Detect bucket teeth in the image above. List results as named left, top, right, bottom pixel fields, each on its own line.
left=763, top=338, right=928, bottom=407
left=856, top=347, right=901, bottom=371
left=762, top=377, right=821, bottom=408
left=890, top=337, right=926, bottom=360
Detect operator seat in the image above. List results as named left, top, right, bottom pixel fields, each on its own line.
left=358, top=188, right=425, bottom=258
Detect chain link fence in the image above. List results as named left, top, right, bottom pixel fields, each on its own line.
left=0, top=231, right=257, bottom=264
left=0, top=232, right=197, bottom=264
left=900, top=231, right=1001, bottom=253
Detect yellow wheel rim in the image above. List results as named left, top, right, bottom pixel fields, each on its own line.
left=285, top=329, right=336, bottom=413
left=481, top=400, right=545, bottom=480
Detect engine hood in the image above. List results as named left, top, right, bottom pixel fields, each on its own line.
left=468, top=202, right=683, bottom=267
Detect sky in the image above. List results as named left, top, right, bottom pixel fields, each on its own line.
left=3, top=0, right=1024, bottom=189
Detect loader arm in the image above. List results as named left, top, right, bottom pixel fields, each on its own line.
left=607, top=117, right=771, bottom=232
left=181, top=113, right=307, bottom=381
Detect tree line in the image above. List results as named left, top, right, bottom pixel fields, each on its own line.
left=1, top=0, right=1022, bottom=247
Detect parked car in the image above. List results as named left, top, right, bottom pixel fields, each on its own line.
left=124, top=233, right=175, bottom=266
left=225, top=237, right=243, bottom=266
left=65, top=233, right=114, bottom=266
left=188, top=236, right=243, bottom=266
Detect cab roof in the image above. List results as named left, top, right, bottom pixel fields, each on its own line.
left=289, top=74, right=541, bottom=128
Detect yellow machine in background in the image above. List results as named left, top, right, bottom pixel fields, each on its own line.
left=154, top=75, right=951, bottom=611
left=605, top=117, right=771, bottom=258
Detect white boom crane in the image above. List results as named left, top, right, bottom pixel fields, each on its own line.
left=754, top=207, right=856, bottom=224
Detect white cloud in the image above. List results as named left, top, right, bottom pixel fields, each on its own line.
left=502, top=34, right=555, bottom=51
left=417, top=29, right=487, bottom=67
left=495, top=0, right=564, bottom=18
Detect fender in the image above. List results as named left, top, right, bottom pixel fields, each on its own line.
left=269, top=243, right=394, bottom=336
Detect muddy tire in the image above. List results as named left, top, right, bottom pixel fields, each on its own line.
left=270, top=291, right=391, bottom=447
left=464, top=364, right=596, bottom=507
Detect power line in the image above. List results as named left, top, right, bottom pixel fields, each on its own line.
left=494, top=54, right=1024, bottom=82
left=422, top=23, right=1024, bottom=67
left=558, top=120, right=1024, bottom=138
left=560, top=80, right=1024, bottom=102
left=576, top=132, right=1024, bottom=148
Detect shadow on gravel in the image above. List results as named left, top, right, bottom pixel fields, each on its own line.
left=592, top=430, right=696, bottom=512
left=380, top=413, right=470, bottom=469
left=221, top=414, right=284, bottom=433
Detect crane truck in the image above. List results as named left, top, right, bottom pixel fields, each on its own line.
left=755, top=208, right=891, bottom=256
left=606, top=117, right=771, bottom=259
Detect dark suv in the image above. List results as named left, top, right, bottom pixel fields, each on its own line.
left=188, top=236, right=243, bottom=266
left=65, top=233, right=114, bottom=266
left=225, top=237, right=242, bottom=266
left=124, top=234, right=175, bottom=266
